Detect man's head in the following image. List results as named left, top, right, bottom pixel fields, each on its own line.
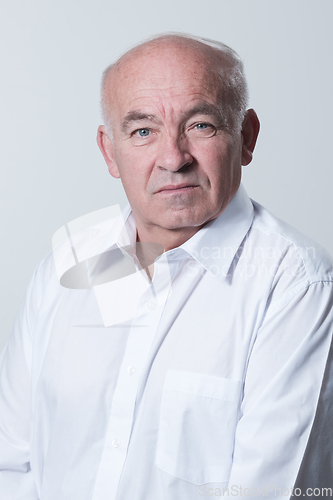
left=97, top=33, right=260, bottom=250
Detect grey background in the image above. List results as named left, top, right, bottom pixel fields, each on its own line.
left=1, top=0, right=332, bottom=352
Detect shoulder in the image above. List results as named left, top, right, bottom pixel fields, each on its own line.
left=248, top=199, right=333, bottom=285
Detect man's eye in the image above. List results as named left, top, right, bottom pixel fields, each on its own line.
left=189, top=122, right=216, bottom=137
left=195, top=123, right=209, bottom=130
left=134, top=128, right=150, bottom=137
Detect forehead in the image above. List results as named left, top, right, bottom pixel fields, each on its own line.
left=107, top=42, right=222, bottom=118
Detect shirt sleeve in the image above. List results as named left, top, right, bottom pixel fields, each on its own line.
left=0, top=268, right=40, bottom=499
left=293, top=335, right=333, bottom=496
left=228, top=280, right=333, bottom=498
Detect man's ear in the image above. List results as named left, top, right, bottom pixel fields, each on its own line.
left=96, top=125, right=121, bottom=178
left=241, top=109, right=260, bottom=166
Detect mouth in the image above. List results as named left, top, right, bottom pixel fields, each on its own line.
left=156, top=183, right=199, bottom=195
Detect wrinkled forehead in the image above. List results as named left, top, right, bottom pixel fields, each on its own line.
left=105, top=40, right=225, bottom=114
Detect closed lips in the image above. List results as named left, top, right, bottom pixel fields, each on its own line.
left=156, top=184, right=199, bottom=192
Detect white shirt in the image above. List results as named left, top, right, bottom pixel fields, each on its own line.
left=1, top=184, right=333, bottom=500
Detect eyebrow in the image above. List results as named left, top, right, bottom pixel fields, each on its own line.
left=121, top=111, right=158, bottom=132
left=181, top=103, right=223, bottom=123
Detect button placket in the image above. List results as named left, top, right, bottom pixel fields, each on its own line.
left=92, top=307, right=164, bottom=500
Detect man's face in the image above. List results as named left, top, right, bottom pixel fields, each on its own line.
left=99, top=43, right=254, bottom=242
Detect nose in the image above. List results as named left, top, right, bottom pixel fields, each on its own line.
left=156, top=134, right=193, bottom=172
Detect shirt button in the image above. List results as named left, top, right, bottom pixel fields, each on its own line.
left=146, top=300, right=156, bottom=311
left=112, top=439, right=121, bottom=448
left=127, top=365, right=136, bottom=376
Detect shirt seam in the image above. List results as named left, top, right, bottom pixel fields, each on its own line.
left=263, top=279, right=333, bottom=319
left=251, top=221, right=332, bottom=283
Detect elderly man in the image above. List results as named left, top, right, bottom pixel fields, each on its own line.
left=0, top=33, right=333, bottom=499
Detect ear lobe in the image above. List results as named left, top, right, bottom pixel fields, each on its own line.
left=241, top=109, right=260, bottom=166
left=96, top=125, right=121, bottom=178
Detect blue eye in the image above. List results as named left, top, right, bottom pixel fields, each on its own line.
left=137, top=128, right=150, bottom=137
left=190, top=122, right=216, bottom=137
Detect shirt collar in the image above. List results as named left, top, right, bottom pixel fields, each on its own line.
left=181, top=183, right=254, bottom=280
left=120, top=183, right=254, bottom=281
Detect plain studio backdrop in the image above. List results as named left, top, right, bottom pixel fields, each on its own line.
left=1, top=0, right=332, bottom=352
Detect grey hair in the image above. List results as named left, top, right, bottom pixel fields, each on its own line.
left=101, top=32, right=249, bottom=138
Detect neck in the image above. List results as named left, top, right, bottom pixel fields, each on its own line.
left=136, top=222, right=202, bottom=252
left=134, top=220, right=204, bottom=282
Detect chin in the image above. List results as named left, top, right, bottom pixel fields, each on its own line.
left=156, top=209, right=212, bottom=231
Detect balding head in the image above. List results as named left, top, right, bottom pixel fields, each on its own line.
left=101, top=33, right=248, bottom=139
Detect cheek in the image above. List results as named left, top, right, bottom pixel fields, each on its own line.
left=197, top=143, right=241, bottom=202
left=194, top=143, right=233, bottom=183
left=114, top=148, right=155, bottom=202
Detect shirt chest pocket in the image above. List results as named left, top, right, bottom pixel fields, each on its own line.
left=156, top=370, right=242, bottom=485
